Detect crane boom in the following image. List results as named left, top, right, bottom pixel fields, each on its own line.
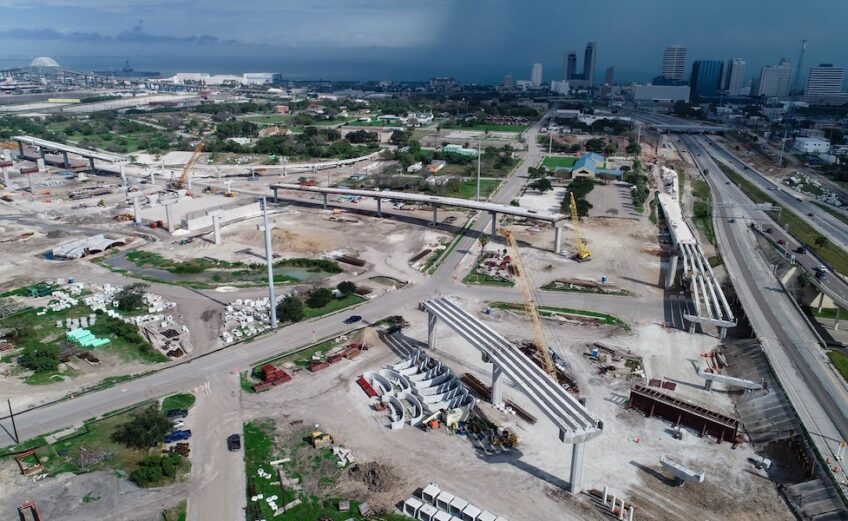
left=174, top=142, right=204, bottom=189
left=569, top=192, right=591, bottom=261
left=499, top=229, right=557, bottom=380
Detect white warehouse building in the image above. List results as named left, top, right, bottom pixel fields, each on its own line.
left=792, top=136, right=831, bottom=154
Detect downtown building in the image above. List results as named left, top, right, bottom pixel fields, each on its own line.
left=689, top=60, right=724, bottom=102
left=752, top=59, right=793, bottom=98
left=561, top=42, right=597, bottom=89
left=724, top=58, right=746, bottom=96
left=804, top=64, right=846, bottom=103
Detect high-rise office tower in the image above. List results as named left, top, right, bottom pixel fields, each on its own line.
left=531, top=63, right=543, bottom=87
left=584, top=41, right=597, bottom=87
left=805, top=63, right=845, bottom=97
left=724, top=58, right=746, bottom=96
left=661, top=45, right=687, bottom=81
left=501, top=74, right=514, bottom=91
left=689, top=60, right=724, bottom=102
left=753, top=59, right=793, bottom=97
left=563, top=51, right=577, bottom=81
left=604, top=66, right=615, bottom=85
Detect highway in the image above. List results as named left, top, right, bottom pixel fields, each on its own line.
left=682, top=135, right=848, bottom=494
left=1, top=115, right=633, bottom=446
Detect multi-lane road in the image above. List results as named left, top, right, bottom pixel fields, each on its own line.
left=682, top=135, right=848, bottom=495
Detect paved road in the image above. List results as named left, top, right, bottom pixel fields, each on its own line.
left=682, top=136, right=848, bottom=493
left=2, top=115, right=648, bottom=447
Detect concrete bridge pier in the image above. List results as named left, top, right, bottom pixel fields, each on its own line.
left=569, top=442, right=587, bottom=494
left=376, top=197, right=382, bottom=217
left=132, top=196, right=141, bottom=224
left=491, top=364, right=504, bottom=404
left=62, top=151, right=69, bottom=168
left=212, top=214, right=221, bottom=245
left=2, top=168, right=10, bottom=188
left=489, top=211, right=497, bottom=239
left=164, top=203, right=175, bottom=232
left=427, top=312, right=438, bottom=349
left=272, top=187, right=278, bottom=204
left=719, top=326, right=728, bottom=339
left=89, top=157, right=96, bottom=172
left=322, top=192, right=328, bottom=209
left=16, top=140, right=24, bottom=159
left=431, top=203, right=438, bottom=225
left=835, top=308, right=841, bottom=331
left=39, top=147, right=46, bottom=160
left=149, top=170, right=155, bottom=184
left=554, top=225, right=563, bottom=254
left=666, top=254, right=679, bottom=289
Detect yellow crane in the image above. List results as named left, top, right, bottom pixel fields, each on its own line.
left=498, top=229, right=557, bottom=380
left=569, top=192, right=591, bottom=261
left=173, top=142, right=204, bottom=190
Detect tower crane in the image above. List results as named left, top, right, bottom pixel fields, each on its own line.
left=172, top=142, right=204, bottom=190
left=498, top=228, right=557, bottom=380
left=569, top=192, right=591, bottom=261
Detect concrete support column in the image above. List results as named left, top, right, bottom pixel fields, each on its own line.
left=273, top=187, right=278, bottom=204
left=16, top=141, right=24, bottom=159
left=835, top=307, right=841, bottom=331
left=719, top=326, right=728, bottom=340
left=2, top=168, right=9, bottom=189
left=569, top=441, right=587, bottom=494
left=323, top=192, right=328, bottom=209
left=610, top=494, right=617, bottom=512
left=628, top=506, right=634, bottom=521
left=817, top=292, right=826, bottom=313
left=431, top=203, right=438, bottom=225
left=212, top=214, right=221, bottom=245
left=89, top=157, right=96, bottom=172
left=164, top=203, right=175, bottom=232
left=704, top=379, right=713, bottom=392
left=119, top=165, right=126, bottom=186
left=132, top=196, right=141, bottom=224
left=489, top=211, right=497, bottom=239
left=602, top=486, right=608, bottom=507
left=688, top=321, right=696, bottom=334
left=618, top=501, right=625, bottom=520
left=149, top=170, right=155, bottom=184
left=376, top=197, right=382, bottom=217
left=666, top=254, right=679, bottom=289
left=62, top=151, right=69, bottom=168
left=555, top=225, right=563, bottom=254
left=491, top=365, right=504, bottom=405
left=427, top=312, right=438, bottom=349
left=39, top=147, right=46, bottom=159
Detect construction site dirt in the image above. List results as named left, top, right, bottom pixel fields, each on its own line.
left=239, top=302, right=795, bottom=521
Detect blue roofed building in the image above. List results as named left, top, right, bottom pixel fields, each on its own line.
left=554, top=152, right=622, bottom=180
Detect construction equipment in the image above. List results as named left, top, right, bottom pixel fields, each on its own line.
left=172, top=142, right=204, bottom=190
left=569, top=192, right=591, bottom=261
left=498, top=229, right=557, bottom=380
left=310, top=431, right=334, bottom=448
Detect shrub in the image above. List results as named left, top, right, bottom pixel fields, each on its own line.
left=19, top=343, right=60, bottom=373
left=111, top=405, right=173, bottom=449
left=336, top=281, right=357, bottom=296
left=276, top=296, right=304, bottom=323
left=116, top=283, right=148, bottom=312
left=130, top=454, right=184, bottom=487
left=307, top=288, right=334, bottom=308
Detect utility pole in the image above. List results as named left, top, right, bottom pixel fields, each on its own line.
left=778, top=130, right=788, bottom=167
left=260, top=198, right=277, bottom=328
left=476, top=138, right=482, bottom=202
left=548, top=133, right=552, bottom=156
left=7, top=399, right=18, bottom=444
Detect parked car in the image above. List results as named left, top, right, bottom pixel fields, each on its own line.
left=166, top=409, right=188, bottom=419
left=164, top=430, right=192, bottom=443
left=343, top=315, right=362, bottom=325
left=227, top=434, right=241, bottom=452
left=171, top=420, right=186, bottom=429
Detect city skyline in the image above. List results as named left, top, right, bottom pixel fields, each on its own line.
left=1, top=0, right=847, bottom=84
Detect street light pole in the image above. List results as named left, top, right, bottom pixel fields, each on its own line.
left=476, top=138, right=481, bottom=202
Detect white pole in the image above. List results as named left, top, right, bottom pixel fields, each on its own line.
left=476, top=139, right=481, bottom=202
left=261, top=198, right=277, bottom=328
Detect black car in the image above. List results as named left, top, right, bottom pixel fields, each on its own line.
left=343, top=315, right=362, bottom=325
left=166, top=409, right=188, bottom=419
left=227, top=434, right=241, bottom=451
left=795, top=246, right=807, bottom=254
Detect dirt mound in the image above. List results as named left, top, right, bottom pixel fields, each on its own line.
left=46, top=230, right=70, bottom=239
left=346, top=462, right=397, bottom=492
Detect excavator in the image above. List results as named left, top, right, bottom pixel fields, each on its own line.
left=498, top=229, right=558, bottom=380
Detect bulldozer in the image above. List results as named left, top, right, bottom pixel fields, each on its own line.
left=310, top=431, right=334, bottom=449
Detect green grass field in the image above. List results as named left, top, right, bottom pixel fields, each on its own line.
left=302, top=294, right=365, bottom=319
left=542, top=156, right=577, bottom=169
left=716, top=160, right=848, bottom=275
left=827, top=350, right=848, bottom=384
left=463, top=255, right=514, bottom=287
left=444, top=178, right=501, bottom=199
left=161, top=393, right=196, bottom=412
left=242, top=114, right=294, bottom=125
left=491, top=302, right=627, bottom=326
left=161, top=500, right=187, bottom=521
left=812, top=202, right=848, bottom=226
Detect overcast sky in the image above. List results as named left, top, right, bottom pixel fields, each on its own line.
left=1, top=0, right=847, bottom=84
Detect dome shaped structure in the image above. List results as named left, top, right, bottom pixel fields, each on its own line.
left=30, top=57, right=60, bottom=68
